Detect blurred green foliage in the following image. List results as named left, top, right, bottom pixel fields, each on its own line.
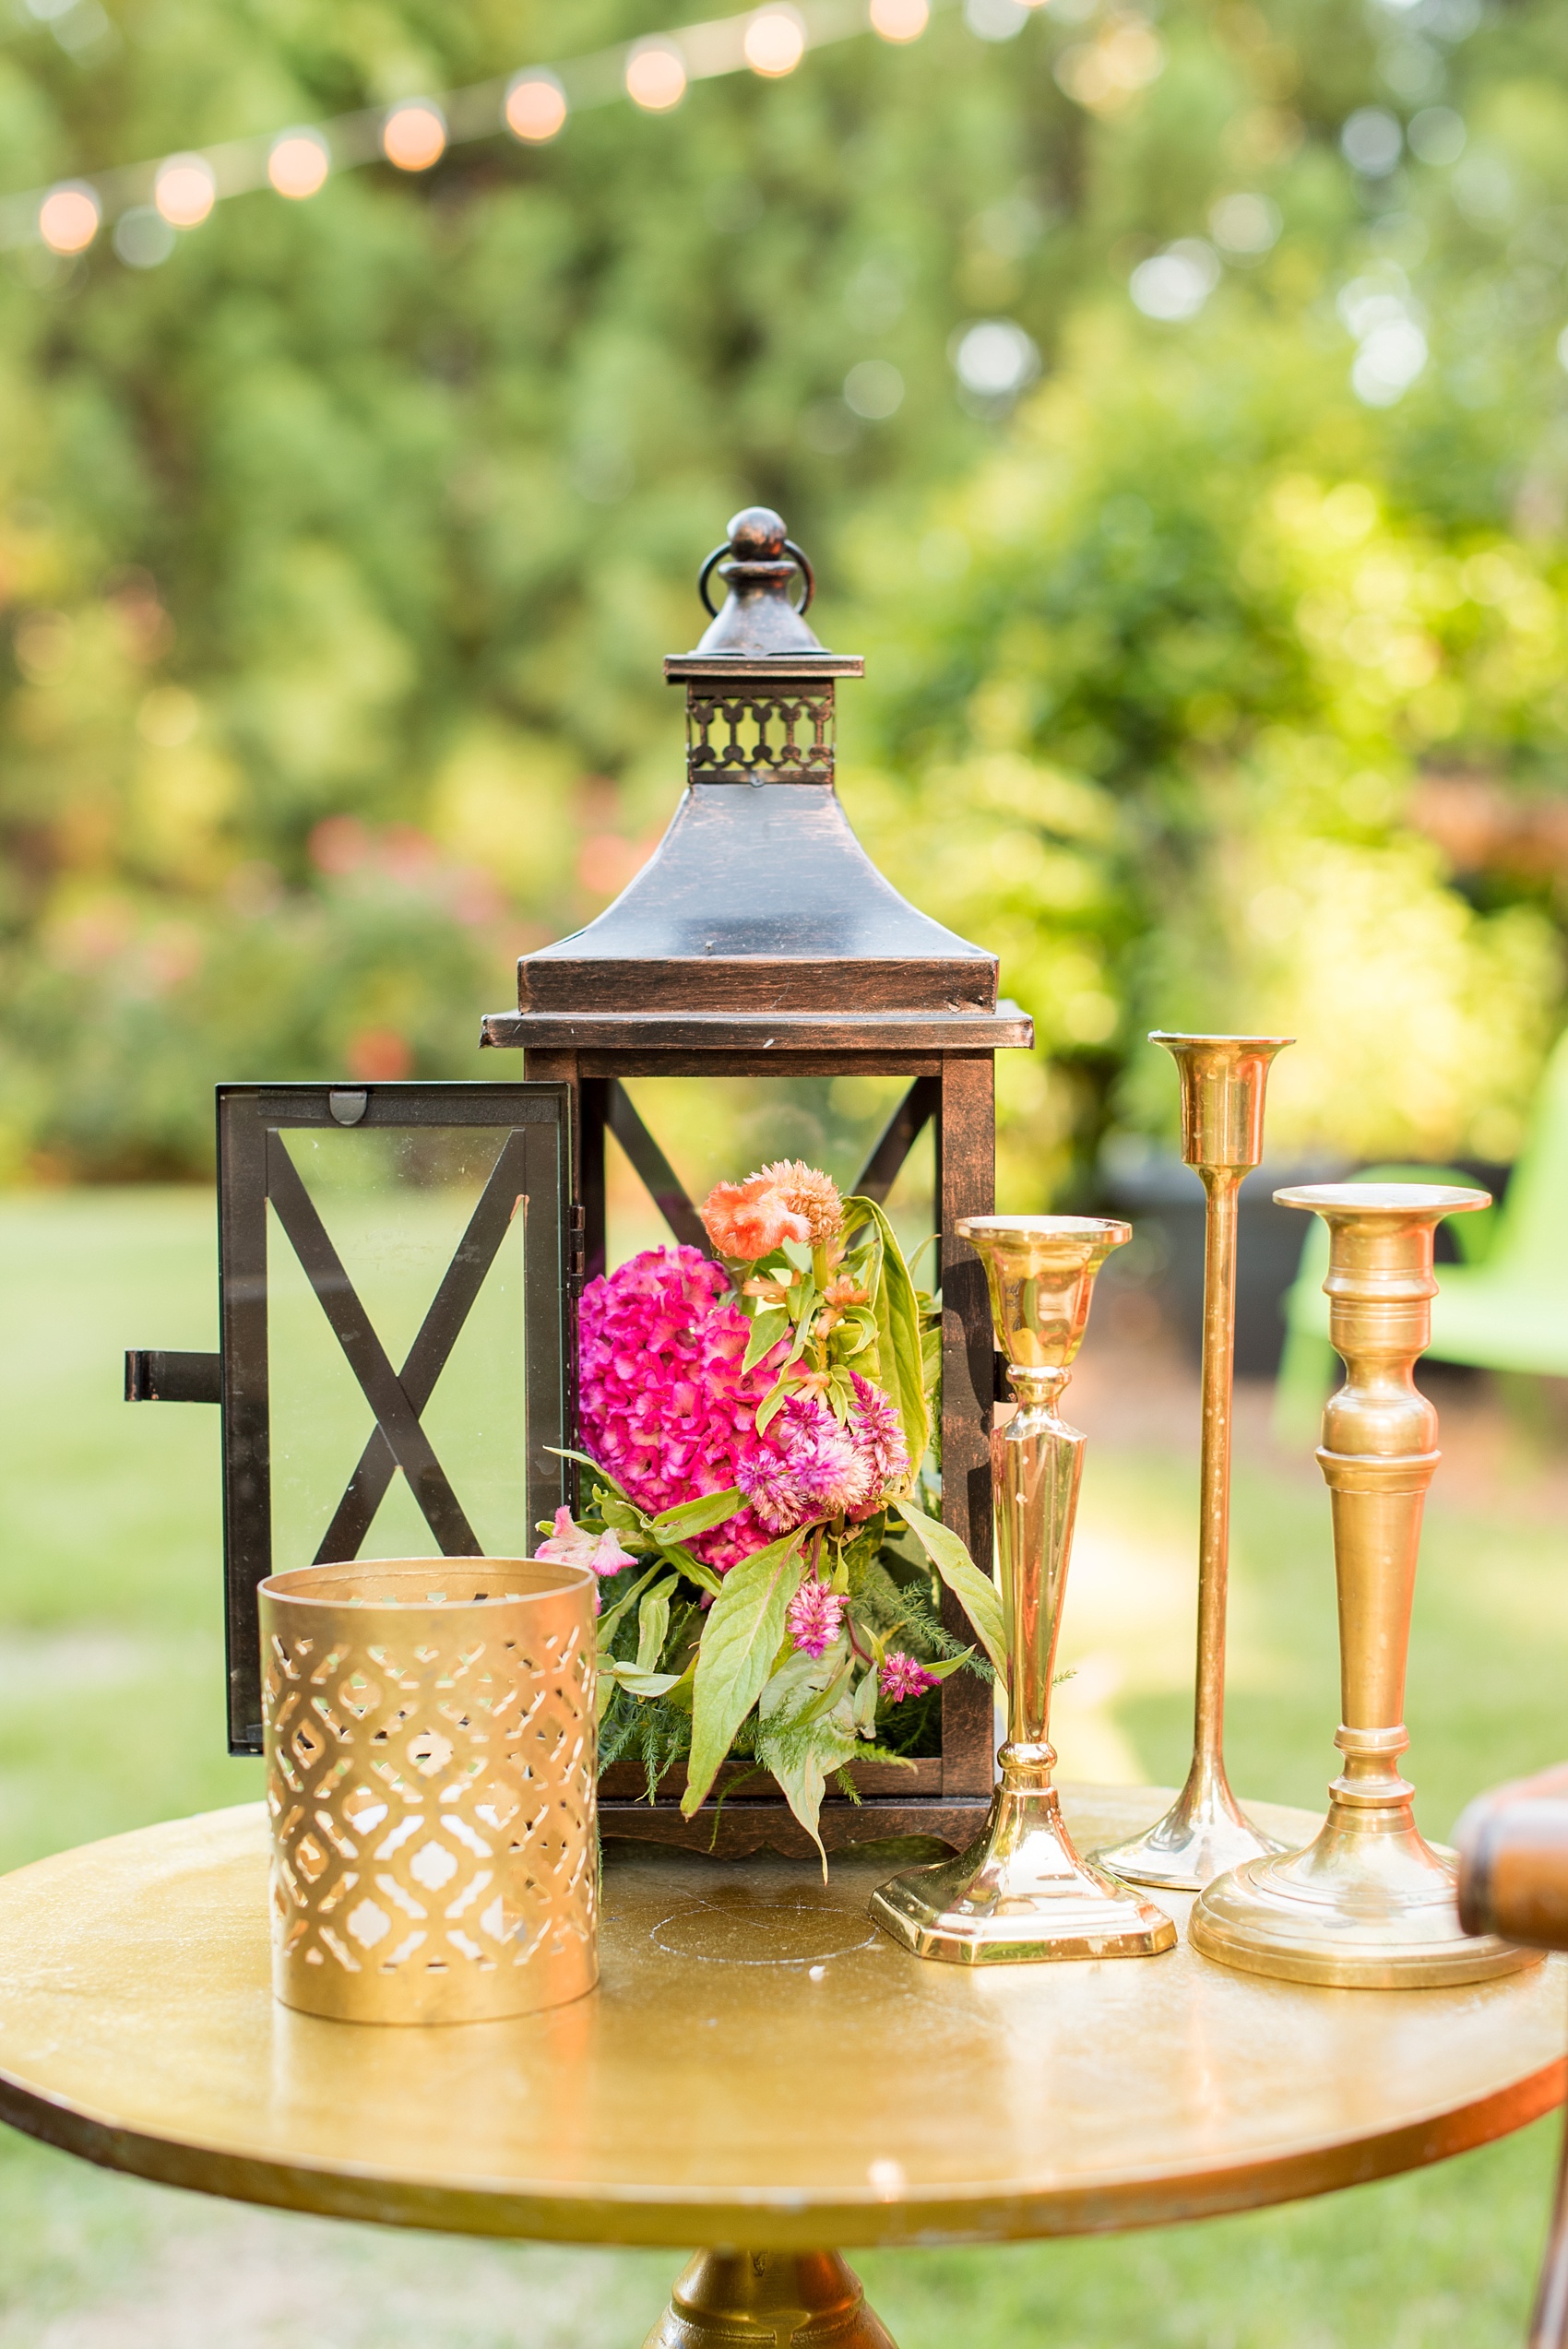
left=1, top=0, right=1567, bottom=1185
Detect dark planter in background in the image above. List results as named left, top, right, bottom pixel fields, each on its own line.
left=1097, top=1152, right=1512, bottom=1380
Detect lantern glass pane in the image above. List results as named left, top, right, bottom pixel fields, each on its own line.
left=264, top=1125, right=529, bottom=1569
left=609, top=1074, right=936, bottom=1272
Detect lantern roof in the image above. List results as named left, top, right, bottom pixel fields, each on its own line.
left=482, top=507, right=1031, bottom=1055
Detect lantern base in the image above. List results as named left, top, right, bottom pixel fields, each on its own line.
left=643, top=2250, right=897, bottom=2349
left=1191, top=1793, right=1542, bottom=1988
left=868, top=1766, right=1177, bottom=1965
left=1095, top=1759, right=1286, bottom=1893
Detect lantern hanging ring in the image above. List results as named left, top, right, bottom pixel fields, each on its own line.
left=697, top=536, right=814, bottom=620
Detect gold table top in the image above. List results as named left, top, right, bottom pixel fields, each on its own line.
left=0, top=1786, right=1561, bottom=2251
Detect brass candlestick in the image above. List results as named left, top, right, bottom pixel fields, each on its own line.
left=869, top=1216, right=1176, bottom=1965
left=1191, top=1183, right=1541, bottom=1988
left=1098, top=1033, right=1293, bottom=1893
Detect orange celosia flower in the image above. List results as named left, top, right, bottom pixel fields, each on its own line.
left=757, top=1159, right=843, bottom=1245
left=700, top=1173, right=811, bottom=1262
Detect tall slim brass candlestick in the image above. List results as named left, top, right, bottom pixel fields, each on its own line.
left=869, top=1217, right=1176, bottom=1965
left=1098, top=1034, right=1292, bottom=1893
left=1191, top=1183, right=1540, bottom=1987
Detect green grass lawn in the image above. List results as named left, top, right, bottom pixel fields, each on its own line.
left=0, top=1188, right=1562, bottom=2346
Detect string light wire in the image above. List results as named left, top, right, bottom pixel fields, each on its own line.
left=5, top=0, right=956, bottom=258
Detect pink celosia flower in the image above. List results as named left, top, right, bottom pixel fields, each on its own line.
left=880, top=1650, right=939, bottom=1703
left=576, top=1247, right=789, bottom=1572
left=535, top=1505, right=636, bottom=1578
left=737, top=1394, right=872, bottom=1533
left=700, top=1173, right=810, bottom=1263
left=849, top=1372, right=909, bottom=1490
left=786, top=1580, right=846, bottom=1659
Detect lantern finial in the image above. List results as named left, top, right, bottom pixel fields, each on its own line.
left=693, top=505, right=825, bottom=658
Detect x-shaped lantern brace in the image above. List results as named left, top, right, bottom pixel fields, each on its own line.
left=602, top=1074, right=940, bottom=1259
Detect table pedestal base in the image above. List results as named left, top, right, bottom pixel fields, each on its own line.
left=643, top=2250, right=897, bottom=2347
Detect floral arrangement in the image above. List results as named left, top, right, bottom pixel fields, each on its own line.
left=538, top=1158, right=1005, bottom=1860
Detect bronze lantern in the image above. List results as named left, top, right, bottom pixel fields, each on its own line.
left=482, top=507, right=1033, bottom=1855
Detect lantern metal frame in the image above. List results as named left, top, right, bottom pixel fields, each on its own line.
left=128, top=1080, right=571, bottom=1754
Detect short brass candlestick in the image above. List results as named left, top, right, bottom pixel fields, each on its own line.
left=870, top=1217, right=1176, bottom=1965
left=1098, top=1033, right=1293, bottom=1893
left=1191, top=1183, right=1540, bottom=1988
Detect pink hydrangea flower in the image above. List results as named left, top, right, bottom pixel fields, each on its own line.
left=577, top=1248, right=788, bottom=1572
left=880, top=1650, right=939, bottom=1703
left=535, top=1506, right=635, bottom=1578
left=786, top=1580, right=846, bottom=1658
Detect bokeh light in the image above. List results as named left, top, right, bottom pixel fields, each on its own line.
left=37, top=183, right=100, bottom=255
left=843, top=359, right=905, bottom=418
left=1209, top=192, right=1281, bottom=255
left=267, top=129, right=330, bottom=200
left=154, top=155, right=216, bottom=229
left=505, top=72, right=568, bottom=142
left=951, top=318, right=1040, bottom=397
left=113, top=207, right=176, bottom=268
left=1341, top=107, right=1403, bottom=177
left=382, top=101, right=446, bottom=172
left=869, top=0, right=929, bottom=37
left=743, top=7, right=806, bottom=75
left=1129, top=241, right=1220, bottom=322
left=1408, top=106, right=1466, bottom=166
left=625, top=42, right=687, bottom=111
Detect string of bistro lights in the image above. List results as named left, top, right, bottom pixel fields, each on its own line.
left=6, top=0, right=967, bottom=262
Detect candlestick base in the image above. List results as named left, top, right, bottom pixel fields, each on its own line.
left=869, top=1754, right=1176, bottom=1965
left=1191, top=1769, right=1540, bottom=1988
left=1096, top=1763, right=1286, bottom=1892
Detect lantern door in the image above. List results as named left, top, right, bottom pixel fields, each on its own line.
left=126, top=1081, right=571, bottom=1754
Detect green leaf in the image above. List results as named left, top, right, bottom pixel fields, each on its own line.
left=636, top=1579, right=675, bottom=1671
left=681, top=1530, right=807, bottom=1816
left=889, top=1497, right=1007, bottom=1679
left=650, top=1488, right=743, bottom=1540
left=754, top=1667, right=861, bottom=1873
left=742, top=1309, right=790, bottom=1372
left=842, top=1196, right=931, bottom=1475
left=654, top=1538, right=724, bottom=1598
left=604, top=1661, right=686, bottom=1700
left=549, top=1445, right=633, bottom=1498
left=755, top=1377, right=790, bottom=1435
left=596, top=1562, right=662, bottom=1653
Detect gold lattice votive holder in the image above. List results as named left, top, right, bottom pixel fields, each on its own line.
left=260, top=1559, right=598, bottom=2025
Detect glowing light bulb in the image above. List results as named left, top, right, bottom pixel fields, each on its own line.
left=870, top=0, right=930, bottom=38
left=268, top=128, right=330, bottom=200
left=505, top=72, right=568, bottom=142
left=744, top=7, right=806, bottom=74
left=38, top=182, right=100, bottom=255
left=382, top=101, right=446, bottom=172
left=625, top=42, right=687, bottom=111
left=154, top=154, right=217, bottom=229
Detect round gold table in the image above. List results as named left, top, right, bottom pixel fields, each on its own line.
left=0, top=1786, right=1561, bottom=2347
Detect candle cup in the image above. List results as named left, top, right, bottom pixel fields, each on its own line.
left=1097, top=1033, right=1293, bottom=1893
left=1191, top=1185, right=1541, bottom=1988
left=870, top=1217, right=1176, bottom=1965
left=262, top=1558, right=599, bottom=2023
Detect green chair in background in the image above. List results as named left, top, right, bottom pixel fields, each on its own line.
left=1274, top=1028, right=1568, bottom=1441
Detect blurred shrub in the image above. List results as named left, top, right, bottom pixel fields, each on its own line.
left=3, top=0, right=1568, bottom=1183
